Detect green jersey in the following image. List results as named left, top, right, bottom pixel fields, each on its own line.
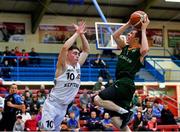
left=115, top=45, right=143, bottom=80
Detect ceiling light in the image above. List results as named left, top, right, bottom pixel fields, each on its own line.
left=165, top=0, right=180, bottom=2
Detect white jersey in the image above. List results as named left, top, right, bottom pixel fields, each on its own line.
left=50, top=63, right=81, bottom=104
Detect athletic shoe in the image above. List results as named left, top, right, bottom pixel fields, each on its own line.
left=120, top=111, right=133, bottom=129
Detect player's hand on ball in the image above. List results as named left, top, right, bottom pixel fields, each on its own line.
left=141, top=16, right=150, bottom=30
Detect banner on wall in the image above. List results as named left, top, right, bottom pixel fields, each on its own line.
left=39, top=25, right=96, bottom=44
left=168, top=30, right=180, bottom=47
left=0, top=22, right=25, bottom=43
left=146, top=29, right=163, bottom=47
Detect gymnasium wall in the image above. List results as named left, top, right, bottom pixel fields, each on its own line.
left=0, top=13, right=179, bottom=55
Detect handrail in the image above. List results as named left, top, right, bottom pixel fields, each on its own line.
left=146, top=87, right=179, bottom=110
left=148, top=57, right=165, bottom=76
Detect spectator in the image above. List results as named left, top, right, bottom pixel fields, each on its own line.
left=147, top=116, right=157, bottom=131
left=37, top=90, right=45, bottom=105
left=101, top=112, right=114, bottom=131
left=9, top=49, right=17, bottom=66
left=24, top=112, right=39, bottom=131
left=19, top=49, right=29, bottom=67
left=13, top=114, right=24, bottom=131
left=2, top=46, right=11, bottom=65
left=23, top=91, right=32, bottom=111
left=39, top=84, right=47, bottom=98
left=104, top=78, right=113, bottom=88
left=0, top=84, right=24, bottom=131
left=152, top=100, right=163, bottom=124
left=1, top=60, right=11, bottom=78
left=29, top=47, right=40, bottom=66
left=161, top=104, right=177, bottom=125
left=22, top=86, right=32, bottom=98
left=92, top=76, right=104, bottom=93
left=30, top=95, right=40, bottom=114
left=91, top=53, right=111, bottom=79
left=79, top=88, right=91, bottom=108
left=80, top=104, right=90, bottom=120
left=15, top=46, right=21, bottom=56
left=144, top=107, right=153, bottom=123
left=67, top=111, right=80, bottom=131
left=20, top=105, right=31, bottom=124
left=87, top=111, right=103, bottom=131
left=68, top=102, right=80, bottom=121
left=132, top=111, right=144, bottom=131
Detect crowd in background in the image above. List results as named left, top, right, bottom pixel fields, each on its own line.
left=0, top=46, right=40, bottom=79
left=0, top=80, right=178, bottom=131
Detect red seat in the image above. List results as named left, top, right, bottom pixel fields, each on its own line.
left=157, top=125, right=179, bottom=131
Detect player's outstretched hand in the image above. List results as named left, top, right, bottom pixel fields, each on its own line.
left=73, top=21, right=86, bottom=34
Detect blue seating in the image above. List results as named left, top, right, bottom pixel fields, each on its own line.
left=1, top=54, right=151, bottom=82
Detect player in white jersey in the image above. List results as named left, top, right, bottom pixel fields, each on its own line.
left=41, top=21, right=90, bottom=131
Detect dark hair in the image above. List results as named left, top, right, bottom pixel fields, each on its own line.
left=135, top=30, right=142, bottom=44
left=68, top=45, right=79, bottom=51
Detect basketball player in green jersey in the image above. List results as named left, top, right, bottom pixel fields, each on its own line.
left=93, top=17, right=150, bottom=131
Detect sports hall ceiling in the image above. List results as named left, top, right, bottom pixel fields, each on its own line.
left=0, top=0, right=180, bottom=33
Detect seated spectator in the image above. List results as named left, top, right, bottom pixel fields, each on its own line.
left=79, top=88, right=91, bottom=108
left=9, top=49, right=17, bottom=66
left=80, top=104, right=90, bottom=120
left=132, top=111, right=144, bottom=131
left=1, top=60, right=11, bottom=78
left=101, top=112, right=114, bottom=131
left=15, top=46, right=21, bottom=56
left=2, top=46, right=11, bottom=65
left=147, top=116, right=157, bottom=131
left=30, top=95, right=40, bottom=114
left=92, top=76, right=104, bottom=93
left=13, top=114, right=24, bottom=131
left=161, top=104, right=177, bottom=125
left=29, top=47, right=40, bottom=66
left=87, top=111, right=103, bottom=131
left=104, top=78, right=113, bottom=88
left=23, top=91, right=32, bottom=109
left=19, top=49, right=29, bottom=67
left=38, top=84, right=47, bottom=98
left=68, top=102, right=80, bottom=121
left=22, top=86, right=32, bottom=98
left=37, top=91, right=46, bottom=105
left=24, top=112, right=38, bottom=131
left=67, top=111, right=80, bottom=131
left=152, top=100, right=163, bottom=124
left=144, top=107, right=153, bottom=123
left=19, top=105, right=31, bottom=124
left=90, top=54, right=111, bottom=79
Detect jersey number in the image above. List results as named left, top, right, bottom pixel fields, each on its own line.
left=46, top=120, right=53, bottom=128
left=67, top=73, right=75, bottom=80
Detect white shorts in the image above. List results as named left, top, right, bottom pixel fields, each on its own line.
left=41, top=96, right=68, bottom=131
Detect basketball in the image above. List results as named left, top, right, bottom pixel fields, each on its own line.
left=130, top=11, right=147, bottom=28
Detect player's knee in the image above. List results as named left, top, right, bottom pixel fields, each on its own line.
left=94, top=95, right=102, bottom=106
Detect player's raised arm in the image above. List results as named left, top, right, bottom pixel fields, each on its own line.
left=112, top=21, right=131, bottom=49
left=77, top=22, right=90, bottom=65
left=140, top=17, right=150, bottom=58
left=56, top=26, right=79, bottom=77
